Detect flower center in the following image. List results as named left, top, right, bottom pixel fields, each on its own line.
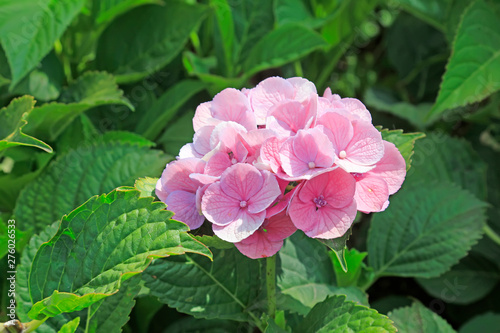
left=240, top=200, right=247, bottom=208
left=313, top=195, right=327, bottom=209
left=308, top=161, right=316, bottom=169
left=231, top=158, right=238, bottom=164
left=351, top=172, right=364, bottom=179
left=339, top=150, right=347, bottom=159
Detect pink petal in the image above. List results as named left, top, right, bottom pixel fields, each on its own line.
left=321, top=168, right=357, bottom=209
left=340, top=98, right=372, bottom=122
left=209, top=121, right=248, bottom=151
left=263, top=211, right=297, bottom=241
left=344, top=120, right=384, bottom=166
left=335, top=159, right=375, bottom=174
left=279, top=138, right=310, bottom=176
left=211, top=88, right=256, bottom=130
left=266, top=186, right=295, bottom=218
left=287, top=77, right=317, bottom=101
left=354, top=175, right=389, bottom=213
left=165, top=190, right=205, bottom=230
left=370, top=141, right=406, bottom=194
left=317, top=112, right=353, bottom=153
left=220, top=163, right=264, bottom=200
left=155, top=178, right=169, bottom=202
left=193, top=102, right=218, bottom=132
left=201, top=182, right=241, bottom=226
left=303, top=201, right=357, bottom=239
left=249, top=77, right=295, bottom=125
left=247, top=170, right=281, bottom=214
left=178, top=143, right=202, bottom=159
left=205, top=152, right=233, bottom=177
left=260, top=137, right=285, bottom=173
left=212, top=210, right=266, bottom=242
left=160, top=158, right=206, bottom=194
left=193, top=126, right=215, bottom=157
left=235, top=236, right=284, bottom=259
left=267, top=100, right=311, bottom=135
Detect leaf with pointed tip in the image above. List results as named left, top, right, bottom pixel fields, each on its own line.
left=91, top=0, right=162, bottom=25
left=57, top=318, right=80, bottom=333
left=24, top=72, right=133, bottom=141
left=379, top=128, right=425, bottom=171
left=14, top=136, right=167, bottom=233
left=0, top=96, right=52, bottom=153
left=368, top=182, right=487, bottom=278
left=317, top=228, right=352, bottom=272
left=389, top=301, right=455, bottom=333
left=27, top=188, right=212, bottom=320
left=297, top=295, right=396, bottom=333
left=143, top=248, right=260, bottom=321
left=135, top=177, right=159, bottom=198
left=429, top=0, right=500, bottom=119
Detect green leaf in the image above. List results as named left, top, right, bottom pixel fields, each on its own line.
left=317, top=228, right=352, bottom=272
left=165, top=317, right=240, bottom=333
left=0, top=96, right=52, bottom=153
left=58, top=318, right=80, bottom=333
left=210, top=0, right=237, bottom=76
left=143, top=248, right=261, bottom=321
left=158, top=110, right=196, bottom=156
left=243, top=24, right=328, bottom=77
left=91, top=0, right=163, bottom=25
left=135, top=177, right=159, bottom=198
left=389, top=301, right=455, bottom=333
left=135, top=79, right=206, bottom=140
left=330, top=248, right=368, bottom=288
left=417, top=252, right=500, bottom=305
left=320, top=0, right=378, bottom=47
left=364, top=87, right=433, bottom=129
left=429, top=0, right=500, bottom=119
left=459, top=313, right=500, bottom=333
left=274, top=0, right=328, bottom=29
left=297, top=295, right=396, bottom=333
left=379, top=128, right=425, bottom=171
left=24, top=71, right=133, bottom=141
left=95, top=2, right=208, bottom=83
left=194, top=235, right=234, bottom=250
left=367, top=182, right=488, bottom=278
left=27, top=188, right=212, bottom=320
left=0, top=0, right=85, bottom=86
left=396, top=0, right=448, bottom=31
left=14, top=136, right=167, bottom=233
left=407, top=133, right=488, bottom=200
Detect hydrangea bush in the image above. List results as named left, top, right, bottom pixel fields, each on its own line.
left=156, top=77, right=406, bottom=259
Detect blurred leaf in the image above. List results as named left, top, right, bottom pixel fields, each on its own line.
left=13, top=134, right=167, bottom=233
left=243, top=24, right=327, bottom=77
left=143, top=248, right=261, bottom=322
left=379, top=128, right=425, bottom=171
left=459, top=313, right=500, bottom=333
left=164, top=317, right=240, bottom=333
left=417, top=252, right=500, bottom=305
left=96, top=2, right=208, bottom=83
left=297, top=295, right=396, bottom=333
left=365, top=87, right=432, bottom=129
left=429, top=0, right=500, bottom=120
left=368, top=182, right=488, bottom=278
left=27, top=188, right=211, bottom=320
left=91, top=0, right=163, bottom=25
left=274, top=0, right=328, bottom=28
left=407, top=133, right=488, bottom=199
left=0, top=96, right=52, bottom=154
left=211, top=0, right=236, bottom=76
left=396, top=0, right=448, bottom=31
left=11, top=51, right=64, bottom=102
left=135, top=177, right=158, bottom=198
left=57, top=318, right=80, bottom=333
left=158, top=110, right=195, bottom=156
left=25, top=71, right=133, bottom=141
left=133, top=296, right=164, bottom=333
left=135, top=79, right=206, bottom=140
left=0, top=0, right=85, bottom=86
left=389, top=301, right=455, bottom=333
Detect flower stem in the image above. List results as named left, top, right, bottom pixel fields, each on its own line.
left=484, top=224, right=500, bottom=246
left=266, top=255, right=277, bottom=319
left=23, top=318, right=48, bottom=333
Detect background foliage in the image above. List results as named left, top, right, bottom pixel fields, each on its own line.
left=1, top=0, right=500, bottom=332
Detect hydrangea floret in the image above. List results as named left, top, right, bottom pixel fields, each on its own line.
left=156, top=77, right=406, bottom=259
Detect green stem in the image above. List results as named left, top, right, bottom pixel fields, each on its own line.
left=23, top=318, right=48, bottom=333
left=294, top=61, right=304, bottom=77
left=484, top=224, right=500, bottom=246
left=266, top=255, right=277, bottom=319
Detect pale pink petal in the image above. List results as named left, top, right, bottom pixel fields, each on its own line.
left=292, top=130, right=318, bottom=163
left=287, top=77, right=317, bottom=101
left=211, top=88, right=256, bottom=130
left=354, top=175, right=389, bottom=213
left=165, top=190, right=205, bottom=229
left=295, top=127, right=335, bottom=167
left=302, top=201, right=357, bottom=239
left=340, top=98, right=372, bottom=122
left=193, top=102, right=218, bottom=132
left=201, top=182, right=241, bottom=226
left=370, top=141, right=406, bottom=194
left=247, top=170, right=280, bottom=214
left=249, top=77, right=295, bottom=125
left=260, top=137, right=285, bottom=173
left=323, top=87, right=341, bottom=101
left=212, top=210, right=266, bottom=242
left=267, top=100, right=309, bottom=135
left=243, top=129, right=275, bottom=162
left=345, top=120, right=384, bottom=166
left=279, top=138, right=310, bottom=176
left=190, top=173, right=219, bottom=185
left=335, top=159, right=376, bottom=174
left=317, top=112, right=353, bottom=153
left=220, top=163, right=264, bottom=200
left=155, top=178, right=169, bottom=202
left=161, top=158, right=206, bottom=193
left=178, top=143, right=202, bottom=159
left=205, top=152, right=233, bottom=177
left=193, top=126, right=215, bottom=156
left=195, top=184, right=209, bottom=215
left=235, top=236, right=284, bottom=259
left=209, top=121, right=248, bottom=151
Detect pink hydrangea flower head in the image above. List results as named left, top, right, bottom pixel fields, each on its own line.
left=318, top=112, right=384, bottom=173
left=353, top=141, right=406, bottom=212
left=288, top=168, right=357, bottom=239
left=279, top=126, right=336, bottom=180
left=201, top=163, right=281, bottom=242
left=235, top=211, right=296, bottom=259
left=266, top=97, right=317, bottom=137
left=156, top=158, right=206, bottom=229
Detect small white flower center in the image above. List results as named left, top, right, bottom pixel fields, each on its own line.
left=308, top=161, right=316, bottom=169
left=339, top=150, right=347, bottom=159
left=231, top=158, right=238, bottom=164
left=240, top=201, right=247, bottom=208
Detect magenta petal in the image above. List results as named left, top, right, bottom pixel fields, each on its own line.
left=165, top=190, right=205, bottom=230
left=235, top=235, right=284, bottom=259
left=370, top=141, right=406, bottom=194
left=220, top=163, right=264, bottom=200
left=212, top=210, right=266, bottom=242
left=201, top=182, right=241, bottom=226
left=264, top=211, right=297, bottom=242
left=354, top=174, right=390, bottom=213
left=247, top=170, right=281, bottom=214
